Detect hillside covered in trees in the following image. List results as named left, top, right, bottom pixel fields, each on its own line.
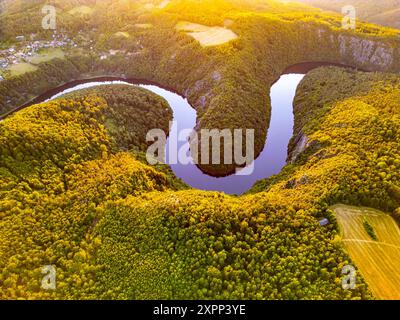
left=2, top=66, right=400, bottom=299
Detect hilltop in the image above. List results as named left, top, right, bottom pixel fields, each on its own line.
left=2, top=66, right=400, bottom=299
left=295, top=0, right=400, bottom=29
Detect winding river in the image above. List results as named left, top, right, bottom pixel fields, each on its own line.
left=5, top=62, right=355, bottom=194
left=39, top=74, right=303, bottom=195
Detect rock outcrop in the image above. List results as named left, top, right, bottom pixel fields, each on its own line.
left=338, top=35, right=395, bottom=70
left=289, top=133, right=309, bottom=164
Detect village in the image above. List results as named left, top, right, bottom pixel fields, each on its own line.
left=0, top=31, right=78, bottom=80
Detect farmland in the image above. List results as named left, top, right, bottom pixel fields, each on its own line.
left=28, top=48, right=65, bottom=65
left=333, top=204, right=400, bottom=300
left=175, top=21, right=238, bottom=47
left=68, top=5, right=94, bottom=17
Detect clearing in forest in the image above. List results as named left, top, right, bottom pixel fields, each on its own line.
left=68, top=5, right=94, bottom=16
left=7, top=62, right=38, bottom=77
left=332, top=204, right=400, bottom=300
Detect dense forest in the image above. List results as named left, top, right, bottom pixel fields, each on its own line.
left=252, top=67, right=400, bottom=212
left=3, top=66, right=400, bottom=299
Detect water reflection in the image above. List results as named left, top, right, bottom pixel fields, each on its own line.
left=45, top=74, right=305, bottom=194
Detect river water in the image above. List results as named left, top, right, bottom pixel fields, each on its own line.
left=42, top=73, right=305, bottom=194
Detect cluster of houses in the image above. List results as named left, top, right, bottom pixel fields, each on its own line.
left=0, top=32, right=77, bottom=76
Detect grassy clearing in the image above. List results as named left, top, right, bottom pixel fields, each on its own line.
left=332, top=204, right=400, bottom=300
left=176, top=21, right=238, bottom=47
left=7, top=62, right=38, bottom=76
left=28, top=48, right=65, bottom=65
left=158, top=0, right=171, bottom=9
left=371, top=8, right=400, bottom=29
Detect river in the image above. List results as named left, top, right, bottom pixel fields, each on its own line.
left=4, top=62, right=355, bottom=194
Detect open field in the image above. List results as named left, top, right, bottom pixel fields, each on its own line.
left=333, top=204, right=400, bottom=300
left=176, top=21, right=238, bottom=47
left=7, top=62, right=38, bottom=76
left=28, top=48, right=65, bottom=65
left=296, top=0, right=400, bottom=29
left=114, top=31, right=130, bottom=38
left=371, top=8, right=400, bottom=29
